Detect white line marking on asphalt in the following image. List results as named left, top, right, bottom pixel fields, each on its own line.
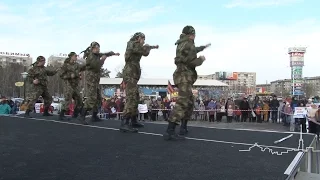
left=4, top=115, right=300, bottom=151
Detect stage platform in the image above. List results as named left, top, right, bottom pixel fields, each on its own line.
left=0, top=114, right=316, bottom=180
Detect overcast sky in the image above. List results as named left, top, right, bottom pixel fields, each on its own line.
left=0, top=0, right=319, bottom=84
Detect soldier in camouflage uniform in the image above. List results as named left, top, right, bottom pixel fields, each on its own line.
left=79, top=41, right=120, bottom=125
left=24, top=56, right=60, bottom=118
left=59, top=52, right=86, bottom=120
left=163, top=26, right=211, bottom=141
left=120, top=32, right=158, bottom=133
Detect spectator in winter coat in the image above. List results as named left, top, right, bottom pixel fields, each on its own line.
left=0, top=99, right=11, bottom=115
left=207, top=99, right=216, bottom=122
left=284, top=102, right=293, bottom=126
left=234, top=105, right=241, bottom=122
left=269, top=96, right=280, bottom=123
left=239, top=97, right=250, bottom=122
left=226, top=105, right=233, bottom=123
left=199, top=101, right=206, bottom=121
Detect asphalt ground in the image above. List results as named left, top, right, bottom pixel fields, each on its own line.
left=0, top=114, right=316, bottom=180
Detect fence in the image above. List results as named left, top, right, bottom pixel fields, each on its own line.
left=99, top=109, right=283, bottom=122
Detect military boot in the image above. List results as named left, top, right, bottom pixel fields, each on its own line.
left=78, top=108, right=89, bottom=125
left=59, top=110, right=68, bottom=120
left=163, top=121, right=186, bottom=141
left=43, top=107, right=53, bottom=116
left=131, top=115, right=144, bottom=128
left=179, top=120, right=189, bottom=135
left=24, top=109, right=32, bottom=118
left=91, top=111, right=102, bottom=122
left=120, top=117, right=138, bottom=133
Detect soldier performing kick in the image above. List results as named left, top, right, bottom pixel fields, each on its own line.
left=59, top=52, right=86, bottom=120
left=120, top=32, right=158, bottom=133
left=79, top=41, right=120, bottom=125
left=163, top=26, right=211, bottom=140
left=24, top=56, right=59, bottom=118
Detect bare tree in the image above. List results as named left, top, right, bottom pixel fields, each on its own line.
left=114, top=65, right=124, bottom=78
left=114, top=64, right=144, bottom=78
left=302, top=83, right=315, bottom=97
left=47, top=61, right=64, bottom=97
left=100, top=68, right=111, bottom=78
left=0, top=63, right=25, bottom=97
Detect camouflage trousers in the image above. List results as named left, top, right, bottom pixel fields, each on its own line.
left=123, top=78, right=139, bottom=118
left=83, top=72, right=101, bottom=111
left=168, top=83, right=194, bottom=123
left=62, top=81, right=83, bottom=111
left=26, top=85, right=53, bottom=110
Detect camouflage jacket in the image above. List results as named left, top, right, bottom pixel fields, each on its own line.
left=86, top=52, right=115, bottom=73
left=27, top=66, right=58, bottom=87
left=60, top=62, right=86, bottom=86
left=173, top=34, right=206, bottom=85
left=123, top=41, right=152, bottom=80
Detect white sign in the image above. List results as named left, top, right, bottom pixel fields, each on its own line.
left=0, top=52, right=30, bottom=57
left=288, top=47, right=307, bottom=53
left=138, top=104, right=148, bottom=113
left=293, top=107, right=307, bottom=118
left=35, top=103, right=43, bottom=113
left=55, top=53, right=83, bottom=58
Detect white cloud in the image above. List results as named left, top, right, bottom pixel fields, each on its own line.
left=224, top=0, right=303, bottom=8
left=0, top=2, right=319, bottom=84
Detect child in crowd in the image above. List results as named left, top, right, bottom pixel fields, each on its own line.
left=234, top=105, right=241, bottom=122
left=255, top=105, right=262, bottom=123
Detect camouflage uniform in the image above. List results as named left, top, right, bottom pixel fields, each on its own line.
left=59, top=52, right=86, bottom=120
left=120, top=32, right=157, bottom=132
left=79, top=42, right=117, bottom=125
left=164, top=26, right=207, bottom=141
left=24, top=56, right=59, bottom=118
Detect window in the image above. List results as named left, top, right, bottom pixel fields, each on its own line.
left=12, top=59, right=16, bottom=63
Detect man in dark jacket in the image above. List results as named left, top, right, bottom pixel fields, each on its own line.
left=239, top=97, right=250, bottom=122
left=269, top=95, right=280, bottom=123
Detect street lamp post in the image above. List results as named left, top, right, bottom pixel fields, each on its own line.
left=21, top=72, right=28, bottom=100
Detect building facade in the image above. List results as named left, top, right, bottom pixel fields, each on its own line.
left=256, top=84, right=271, bottom=94
left=302, top=76, right=320, bottom=96
left=99, top=78, right=229, bottom=100
left=198, top=72, right=256, bottom=94
left=270, top=76, right=320, bottom=97
left=0, top=51, right=32, bottom=67
left=47, top=53, right=85, bottom=66
left=270, top=79, right=295, bottom=97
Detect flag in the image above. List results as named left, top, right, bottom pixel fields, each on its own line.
left=167, top=80, right=174, bottom=94
left=120, top=80, right=126, bottom=90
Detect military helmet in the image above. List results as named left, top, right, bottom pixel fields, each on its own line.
left=182, top=25, right=195, bottom=35
left=133, top=32, right=145, bottom=39
left=90, top=41, right=100, bottom=48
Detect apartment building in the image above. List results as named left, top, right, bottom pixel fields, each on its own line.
left=270, top=79, right=294, bottom=97
left=0, top=51, right=33, bottom=67
left=303, top=76, right=320, bottom=96
left=270, top=77, right=320, bottom=97
left=198, top=72, right=256, bottom=93
left=47, top=53, right=85, bottom=66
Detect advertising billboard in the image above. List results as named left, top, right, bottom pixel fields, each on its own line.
left=216, top=71, right=238, bottom=80
left=288, top=47, right=306, bottom=96
left=0, top=51, right=30, bottom=57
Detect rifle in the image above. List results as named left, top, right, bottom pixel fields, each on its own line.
left=99, top=51, right=120, bottom=57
